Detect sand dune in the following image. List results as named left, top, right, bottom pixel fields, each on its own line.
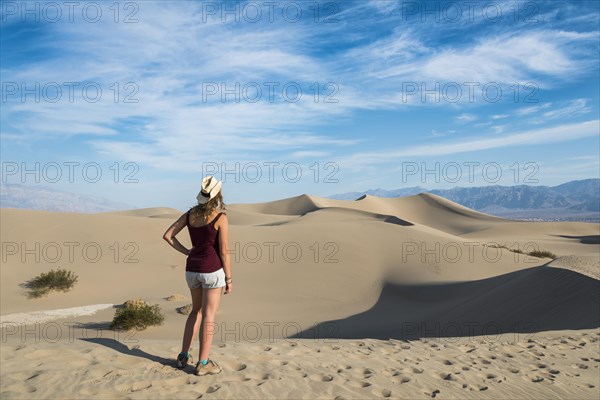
left=297, top=267, right=600, bottom=340
left=99, top=207, right=184, bottom=219
left=1, top=193, right=599, bottom=399
left=548, top=255, right=600, bottom=280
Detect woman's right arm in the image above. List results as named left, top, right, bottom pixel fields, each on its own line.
left=162, top=213, right=191, bottom=256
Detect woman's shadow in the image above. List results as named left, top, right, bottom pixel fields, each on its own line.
left=79, top=333, right=195, bottom=374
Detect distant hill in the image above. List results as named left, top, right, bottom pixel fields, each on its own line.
left=329, top=179, right=600, bottom=222
left=0, top=183, right=137, bottom=213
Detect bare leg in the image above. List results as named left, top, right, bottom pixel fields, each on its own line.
left=199, top=286, right=223, bottom=361
left=181, top=287, right=203, bottom=354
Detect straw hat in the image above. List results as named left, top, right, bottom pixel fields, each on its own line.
left=196, top=175, right=222, bottom=204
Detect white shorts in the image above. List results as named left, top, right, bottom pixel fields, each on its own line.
left=185, top=268, right=226, bottom=289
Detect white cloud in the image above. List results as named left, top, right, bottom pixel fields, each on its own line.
left=514, top=99, right=591, bottom=124
left=335, top=120, right=599, bottom=169
left=2, top=1, right=598, bottom=178
left=455, top=113, right=478, bottom=123
left=290, top=151, right=331, bottom=158
left=542, top=98, right=591, bottom=119
left=367, top=0, right=399, bottom=15
left=516, top=103, right=553, bottom=115
left=348, top=29, right=596, bottom=92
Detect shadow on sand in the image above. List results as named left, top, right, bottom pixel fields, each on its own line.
left=79, top=337, right=181, bottom=370
left=291, top=265, right=600, bottom=340
left=553, top=234, right=600, bottom=245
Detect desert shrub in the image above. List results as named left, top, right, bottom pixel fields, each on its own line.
left=25, top=268, right=78, bottom=298
left=528, top=250, right=558, bottom=259
left=110, top=299, right=165, bottom=331
left=487, top=244, right=525, bottom=255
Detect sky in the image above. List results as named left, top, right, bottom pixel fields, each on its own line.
left=1, top=0, right=599, bottom=210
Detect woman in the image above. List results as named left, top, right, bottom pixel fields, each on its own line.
left=162, top=175, right=232, bottom=376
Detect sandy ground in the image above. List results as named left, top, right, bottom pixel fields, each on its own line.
left=1, top=331, right=598, bottom=399
left=1, top=193, right=599, bottom=399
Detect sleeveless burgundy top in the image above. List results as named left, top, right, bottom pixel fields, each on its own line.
left=185, top=210, right=224, bottom=273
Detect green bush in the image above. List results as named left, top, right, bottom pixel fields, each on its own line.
left=25, top=268, right=78, bottom=298
left=110, top=300, right=165, bottom=331
left=528, top=250, right=558, bottom=259
left=485, top=244, right=556, bottom=259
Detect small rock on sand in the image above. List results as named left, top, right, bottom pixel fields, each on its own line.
left=176, top=304, right=193, bottom=315
left=165, top=294, right=187, bottom=302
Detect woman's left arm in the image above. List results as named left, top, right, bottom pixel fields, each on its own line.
left=162, top=213, right=191, bottom=256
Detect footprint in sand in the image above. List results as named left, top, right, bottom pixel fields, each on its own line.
left=371, top=388, right=392, bottom=398
left=361, top=368, right=375, bottom=377
left=243, top=372, right=274, bottom=381
left=459, top=345, right=477, bottom=353
left=403, top=367, right=424, bottom=374
left=439, top=372, right=457, bottom=381
left=263, top=372, right=282, bottom=380
left=309, top=373, right=334, bottom=382
left=477, top=372, right=497, bottom=380
left=391, top=374, right=411, bottom=384
left=207, top=384, right=220, bottom=393
left=115, top=382, right=153, bottom=392
left=425, top=389, right=441, bottom=398
left=235, top=363, right=247, bottom=371
left=572, top=363, right=588, bottom=370
left=346, top=379, right=371, bottom=388
left=548, top=369, right=560, bottom=374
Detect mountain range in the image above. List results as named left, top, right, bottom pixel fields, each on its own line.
left=1, top=179, right=599, bottom=221
left=328, top=179, right=600, bottom=222
left=0, top=183, right=136, bottom=213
